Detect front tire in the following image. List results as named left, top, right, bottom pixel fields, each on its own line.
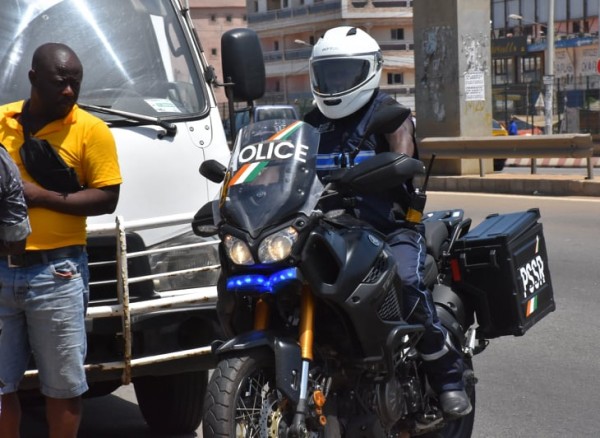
left=203, top=350, right=335, bottom=437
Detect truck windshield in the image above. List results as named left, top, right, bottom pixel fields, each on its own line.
left=0, top=0, right=207, bottom=121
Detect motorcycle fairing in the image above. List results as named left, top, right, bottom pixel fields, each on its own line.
left=301, top=224, right=422, bottom=359
left=213, top=330, right=302, bottom=403
left=221, top=120, right=323, bottom=237
left=301, top=226, right=384, bottom=298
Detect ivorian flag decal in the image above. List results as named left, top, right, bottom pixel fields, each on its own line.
left=526, top=295, right=538, bottom=317
left=229, top=161, right=269, bottom=186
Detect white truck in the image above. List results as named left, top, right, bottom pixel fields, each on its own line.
left=0, top=0, right=265, bottom=433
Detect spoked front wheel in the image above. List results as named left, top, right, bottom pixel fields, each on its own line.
left=203, top=350, right=336, bottom=437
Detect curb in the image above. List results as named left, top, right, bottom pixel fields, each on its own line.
left=506, top=158, right=600, bottom=168
left=420, top=175, right=600, bottom=197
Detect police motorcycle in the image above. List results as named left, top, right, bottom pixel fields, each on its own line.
left=193, top=104, right=554, bottom=437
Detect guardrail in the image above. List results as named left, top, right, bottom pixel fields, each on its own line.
left=417, top=133, right=595, bottom=179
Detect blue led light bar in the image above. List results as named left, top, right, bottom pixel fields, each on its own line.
left=226, top=268, right=298, bottom=293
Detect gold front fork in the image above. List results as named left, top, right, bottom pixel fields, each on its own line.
left=299, top=286, right=315, bottom=361
left=254, top=297, right=270, bottom=331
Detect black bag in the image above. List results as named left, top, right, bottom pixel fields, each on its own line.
left=19, top=137, right=82, bottom=193
left=18, top=101, right=82, bottom=193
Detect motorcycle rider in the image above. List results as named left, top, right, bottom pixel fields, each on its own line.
left=303, top=26, right=472, bottom=419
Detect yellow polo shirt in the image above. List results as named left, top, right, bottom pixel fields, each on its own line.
left=0, top=100, right=122, bottom=250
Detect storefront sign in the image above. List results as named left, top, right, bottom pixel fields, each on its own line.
left=492, top=36, right=528, bottom=58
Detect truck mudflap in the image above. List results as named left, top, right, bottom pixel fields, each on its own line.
left=24, top=213, right=221, bottom=385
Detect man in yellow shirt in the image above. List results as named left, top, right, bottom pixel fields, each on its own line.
left=0, top=43, right=122, bottom=438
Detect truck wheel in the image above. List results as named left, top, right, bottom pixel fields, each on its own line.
left=133, top=370, right=208, bottom=434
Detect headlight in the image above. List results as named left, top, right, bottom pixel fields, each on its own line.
left=148, top=230, right=220, bottom=292
left=258, top=227, right=298, bottom=263
left=224, top=235, right=255, bottom=265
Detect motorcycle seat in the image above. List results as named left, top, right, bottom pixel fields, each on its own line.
left=423, top=253, right=438, bottom=288
left=424, top=220, right=449, bottom=260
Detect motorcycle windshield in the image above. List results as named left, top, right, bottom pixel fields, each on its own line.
left=222, top=119, right=323, bottom=236
left=0, top=0, right=207, bottom=119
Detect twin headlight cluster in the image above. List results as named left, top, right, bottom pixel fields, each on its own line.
left=223, top=226, right=298, bottom=265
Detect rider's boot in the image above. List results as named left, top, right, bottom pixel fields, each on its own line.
left=439, top=389, right=472, bottom=419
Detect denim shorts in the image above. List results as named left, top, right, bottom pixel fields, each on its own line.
left=0, top=251, right=89, bottom=399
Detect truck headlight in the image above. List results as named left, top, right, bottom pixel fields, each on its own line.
left=223, top=235, right=254, bottom=265
left=258, top=227, right=298, bottom=263
left=148, top=230, right=220, bottom=292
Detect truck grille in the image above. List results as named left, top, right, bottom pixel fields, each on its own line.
left=87, top=232, right=155, bottom=305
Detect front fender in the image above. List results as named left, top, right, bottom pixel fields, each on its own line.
left=214, top=330, right=302, bottom=403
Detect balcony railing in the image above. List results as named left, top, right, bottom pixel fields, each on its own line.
left=263, top=48, right=311, bottom=63
left=380, top=41, right=415, bottom=51
left=263, top=43, right=411, bottom=64
left=372, top=0, right=413, bottom=6
left=248, top=1, right=341, bottom=24
left=351, top=0, right=414, bottom=6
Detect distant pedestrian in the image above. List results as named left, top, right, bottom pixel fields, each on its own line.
left=508, top=116, right=518, bottom=136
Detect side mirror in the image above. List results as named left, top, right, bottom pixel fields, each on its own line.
left=192, top=201, right=218, bottom=237
left=221, top=28, right=265, bottom=102
left=200, top=160, right=227, bottom=184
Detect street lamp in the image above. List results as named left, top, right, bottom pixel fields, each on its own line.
left=294, top=39, right=313, bottom=47
left=509, top=5, right=554, bottom=135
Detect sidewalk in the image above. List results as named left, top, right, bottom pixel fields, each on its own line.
left=423, top=173, right=600, bottom=197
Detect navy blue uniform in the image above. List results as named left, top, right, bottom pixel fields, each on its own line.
left=305, top=90, right=465, bottom=393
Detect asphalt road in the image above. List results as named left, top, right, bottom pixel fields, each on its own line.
left=432, top=192, right=600, bottom=438
left=20, top=192, right=600, bottom=438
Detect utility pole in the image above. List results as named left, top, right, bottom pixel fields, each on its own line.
left=544, top=0, right=554, bottom=135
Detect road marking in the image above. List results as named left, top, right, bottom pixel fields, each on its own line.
left=430, top=191, right=600, bottom=203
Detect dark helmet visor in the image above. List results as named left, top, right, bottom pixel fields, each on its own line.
left=310, top=58, right=371, bottom=95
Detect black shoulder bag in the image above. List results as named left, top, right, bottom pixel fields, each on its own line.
left=19, top=102, right=82, bottom=193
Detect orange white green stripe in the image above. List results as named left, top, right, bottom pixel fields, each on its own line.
left=526, top=296, right=538, bottom=317
left=229, top=121, right=304, bottom=186
left=267, top=120, right=303, bottom=141
left=229, top=161, right=269, bottom=186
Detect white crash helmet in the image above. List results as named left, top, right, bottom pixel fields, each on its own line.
left=309, top=26, right=383, bottom=119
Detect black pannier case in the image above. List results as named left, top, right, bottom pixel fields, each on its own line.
left=451, top=208, right=555, bottom=338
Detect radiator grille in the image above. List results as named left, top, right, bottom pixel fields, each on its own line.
left=377, top=285, right=402, bottom=321
left=363, top=253, right=387, bottom=284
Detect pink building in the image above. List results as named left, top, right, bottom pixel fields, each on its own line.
left=189, top=0, right=247, bottom=104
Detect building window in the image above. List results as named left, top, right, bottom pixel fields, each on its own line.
left=573, top=21, right=581, bottom=34
left=309, top=35, right=315, bottom=45
left=226, top=15, right=232, bottom=22
left=211, top=48, right=218, bottom=56
left=521, top=55, right=542, bottom=83
left=210, top=14, right=216, bottom=22
left=522, top=57, right=537, bottom=73
left=492, top=58, right=511, bottom=85
left=391, top=28, right=405, bottom=40
left=387, top=73, right=404, bottom=84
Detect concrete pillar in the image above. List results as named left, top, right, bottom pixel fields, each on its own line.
left=414, top=0, right=493, bottom=175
